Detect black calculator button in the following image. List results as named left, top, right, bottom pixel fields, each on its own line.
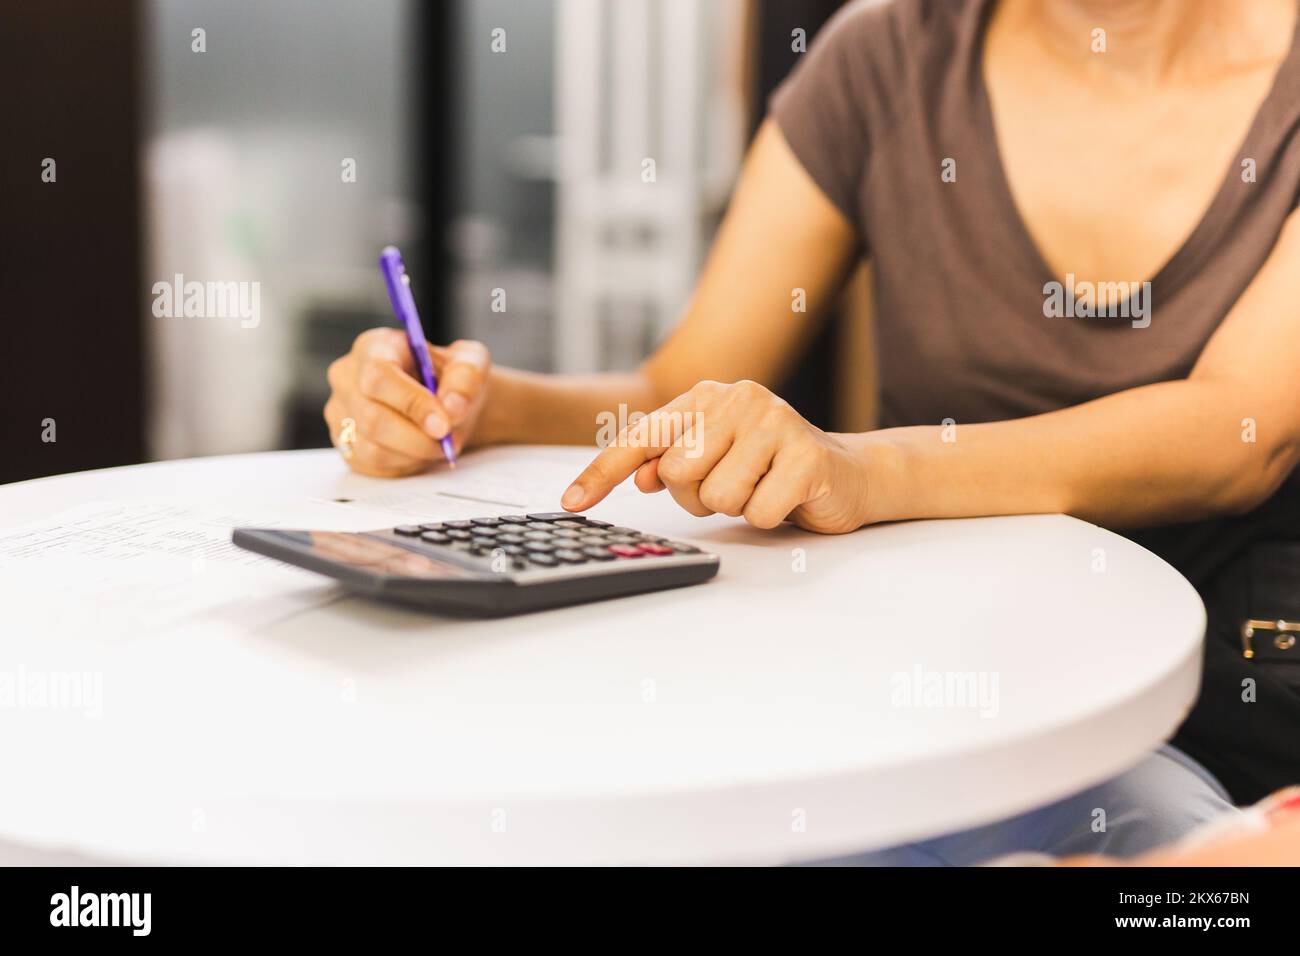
left=471, top=517, right=503, bottom=526
left=551, top=528, right=580, bottom=538
left=496, top=533, right=525, bottom=545
left=523, top=530, right=553, bottom=541
left=444, top=529, right=473, bottom=541
left=553, top=549, right=588, bottom=563
left=394, top=525, right=422, bottom=536
left=444, top=520, right=474, bottom=530
left=606, top=535, right=639, bottom=545
left=555, top=519, right=588, bottom=529
left=586, top=519, right=613, bottom=528
left=502, top=545, right=526, bottom=556
left=607, top=527, right=639, bottom=536
left=526, top=553, right=558, bottom=567
left=582, top=547, right=616, bottom=561
left=524, top=541, right=557, bottom=554
left=667, top=541, right=700, bottom=553
left=418, top=522, right=444, bottom=531
left=523, top=522, right=555, bottom=532
left=578, top=535, right=609, bottom=547
left=419, top=531, right=451, bottom=544
left=526, top=512, right=571, bottom=521
left=499, top=515, right=529, bottom=523
left=471, top=525, right=500, bottom=536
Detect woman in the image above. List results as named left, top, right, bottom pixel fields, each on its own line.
left=325, top=0, right=1300, bottom=860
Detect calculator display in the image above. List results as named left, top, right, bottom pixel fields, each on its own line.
left=305, top=531, right=479, bottom=579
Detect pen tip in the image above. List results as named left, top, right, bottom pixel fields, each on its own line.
left=447, top=460, right=456, bottom=469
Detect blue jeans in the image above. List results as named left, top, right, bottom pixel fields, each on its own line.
left=809, top=745, right=1235, bottom=866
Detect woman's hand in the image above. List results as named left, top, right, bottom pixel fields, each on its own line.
left=561, top=380, right=873, bottom=533
left=324, top=328, right=491, bottom=477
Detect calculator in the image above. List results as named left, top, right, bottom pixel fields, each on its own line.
left=232, top=512, right=719, bottom=616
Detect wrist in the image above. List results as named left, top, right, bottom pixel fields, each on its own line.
left=472, top=367, right=515, bottom=447
left=834, top=431, right=910, bottom=526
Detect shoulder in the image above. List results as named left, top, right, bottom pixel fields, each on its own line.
left=811, top=0, right=973, bottom=60
left=769, top=0, right=979, bottom=229
left=807, top=0, right=977, bottom=104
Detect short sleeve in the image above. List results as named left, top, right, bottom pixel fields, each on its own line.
left=768, top=3, right=876, bottom=238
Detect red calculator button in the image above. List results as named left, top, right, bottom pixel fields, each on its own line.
left=608, top=544, right=643, bottom=558
left=637, top=543, right=673, bottom=556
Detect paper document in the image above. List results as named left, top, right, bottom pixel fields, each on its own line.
left=0, top=446, right=593, bottom=642
left=316, top=444, right=586, bottom=518
left=0, top=499, right=393, bottom=642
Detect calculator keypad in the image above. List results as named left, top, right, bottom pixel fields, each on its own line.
left=383, top=512, right=704, bottom=575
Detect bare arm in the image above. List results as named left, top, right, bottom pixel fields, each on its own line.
left=322, top=120, right=857, bottom=476
left=854, top=210, right=1300, bottom=528
left=564, top=209, right=1300, bottom=532
left=475, top=121, right=859, bottom=446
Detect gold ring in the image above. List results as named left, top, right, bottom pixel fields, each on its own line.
left=337, top=417, right=357, bottom=461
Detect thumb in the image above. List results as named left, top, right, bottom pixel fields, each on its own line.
left=429, top=339, right=490, bottom=425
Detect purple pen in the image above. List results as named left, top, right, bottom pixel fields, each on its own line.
left=379, top=245, right=457, bottom=467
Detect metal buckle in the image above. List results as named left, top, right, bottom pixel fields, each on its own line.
left=1240, top=619, right=1300, bottom=660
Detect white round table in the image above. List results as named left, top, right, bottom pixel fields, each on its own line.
left=0, top=446, right=1204, bottom=864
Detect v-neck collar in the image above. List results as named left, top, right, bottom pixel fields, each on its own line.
left=970, top=0, right=1300, bottom=298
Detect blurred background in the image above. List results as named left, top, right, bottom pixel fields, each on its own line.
left=1, top=0, right=870, bottom=485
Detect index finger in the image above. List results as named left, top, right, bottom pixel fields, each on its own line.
left=561, top=396, right=697, bottom=511
left=356, top=357, right=453, bottom=440
left=357, top=327, right=417, bottom=368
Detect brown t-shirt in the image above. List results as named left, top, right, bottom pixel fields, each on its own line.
left=771, top=0, right=1300, bottom=430
left=772, top=0, right=1300, bottom=801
